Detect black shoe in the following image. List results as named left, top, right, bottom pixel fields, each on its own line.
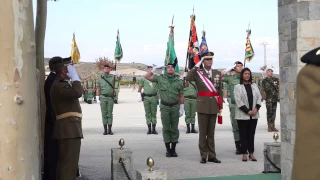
left=200, top=158, right=207, bottom=164
left=103, top=125, right=108, bottom=135
left=76, top=168, right=81, bottom=177
left=108, top=125, right=114, bottom=135
left=249, top=154, right=257, bottom=161
left=114, top=100, right=118, bottom=104
left=191, top=124, right=198, bottom=133
left=186, top=124, right=190, bottom=134
left=152, top=125, right=158, bottom=134
left=235, top=141, right=242, bottom=155
left=208, top=157, right=221, bottom=163
left=147, top=124, right=151, bottom=134
left=165, top=143, right=171, bottom=157
left=171, top=142, right=178, bottom=157
left=242, top=155, right=248, bottom=162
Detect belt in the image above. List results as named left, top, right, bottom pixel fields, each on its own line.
left=56, top=112, right=82, bottom=120
left=198, top=91, right=223, bottom=124
left=161, top=101, right=179, bottom=107
left=184, top=96, right=197, bottom=99
left=101, top=94, right=114, bottom=97
left=142, top=93, right=157, bottom=97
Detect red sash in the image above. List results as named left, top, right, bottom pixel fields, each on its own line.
left=198, top=91, right=223, bottom=124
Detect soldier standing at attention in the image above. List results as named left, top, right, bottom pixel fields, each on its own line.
left=50, top=59, right=83, bottom=180
left=261, top=69, right=279, bottom=132
left=222, top=61, right=243, bottom=155
left=145, top=62, right=184, bottom=157
left=86, top=77, right=94, bottom=104
left=185, top=51, right=223, bottom=164
left=183, top=80, right=198, bottom=134
left=138, top=66, right=159, bottom=135
left=96, top=64, right=119, bottom=135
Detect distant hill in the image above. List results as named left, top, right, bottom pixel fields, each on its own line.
left=44, top=58, right=278, bottom=79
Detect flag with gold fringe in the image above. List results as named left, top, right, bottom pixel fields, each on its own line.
left=164, top=16, right=180, bottom=76
left=244, top=29, right=254, bottom=62
left=71, top=33, right=80, bottom=63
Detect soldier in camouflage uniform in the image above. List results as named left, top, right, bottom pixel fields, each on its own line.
left=261, top=69, right=279, bottom=132
left=222, top=61, right=243, bottom=155
left=83, top=79, right=88, bottom=102
left=85, top=77, right=95, bottom=104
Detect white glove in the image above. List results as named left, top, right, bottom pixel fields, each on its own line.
left=182, top=72, right=188, bottom=78
left=222, top=65, right=236, bottom=73
left=114, top=71, right=119, bottom=77
left=179, top=104, right=184, bottom=117
left=137, top=92, right=142, bottom=102
left=67, top=65, right=80, bottom=82
left=195, top=58, right=204, bottom=68
left=96, top=96, right=100, bottom=104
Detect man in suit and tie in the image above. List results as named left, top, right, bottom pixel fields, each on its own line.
left=185, top=51, right=223, bottom=164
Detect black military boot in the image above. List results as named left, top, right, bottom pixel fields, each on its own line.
left=147, top=124, right=151, bottom=134
left=103, top=125, right=108, bottom=135
left=152, top=125, right=158, bottom=134
left=165, top=143, right=171, bottom=157
left=235, top=141, right=241, bottom=155
left=191, top=124, right=198, bottom=133
left=114, top=100, right=118, bottom=104
left=171, top=142, right=178, bottom=157
left=108, top=125, right=114, bottom=135
left=88, top=100, right=92, bottom=104
left=186, top=124, right=190, bottom=134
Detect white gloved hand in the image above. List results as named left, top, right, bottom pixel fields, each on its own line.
left=222, top=65, right=236, bottom=73
left=67, top=65, right=80, bottom=82
left=195, top=58, right=204, bottom=68
left=114, top=71, right=119, bottom=77
left=137, top=92, right=142, bottom=102
left=179, top=104, right=184, bottom=117
left=96, top=96, right=100, bottom=104
left=182, top=72, right=188, bottom=78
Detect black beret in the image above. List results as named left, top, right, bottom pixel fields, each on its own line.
left=301, top=47, right=320, bottom=66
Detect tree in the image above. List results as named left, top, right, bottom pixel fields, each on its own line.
left=0, top=0, right=40, bottom=179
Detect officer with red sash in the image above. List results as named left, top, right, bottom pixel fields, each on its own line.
left=185, top=51, right=223, bottom=164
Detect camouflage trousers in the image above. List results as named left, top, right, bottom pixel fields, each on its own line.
left=266, top=99, right=278, bottom=124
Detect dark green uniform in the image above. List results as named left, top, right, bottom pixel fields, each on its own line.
left=86, top=79, right=94, bottom=104
left=262, top=76, right=279, bottom=130
left=139, top=77, right=158, bottom=126
left=114, top=81, right=120, bottom=103
left=184, top=81, right=197, bottom=133
left=50, top=78, right=83, bottom=180
left=153, top=74, right=183, bottom=143
left=223, top=74, right=240, bottom=141
left=97, top=74, right=117, bottom=126
left=83, top=80, right=88, bottom=102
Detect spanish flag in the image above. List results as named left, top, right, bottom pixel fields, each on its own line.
left=71, top=33, right=80, bottom=63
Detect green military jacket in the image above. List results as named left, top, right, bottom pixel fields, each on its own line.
left=139, top=77, right=158, bottom=95
left=223, top=74, right=240, bottom=104
left=152, top=74, right=183, bottom=104
left=87, top=80, right=94, bottom=89
left=262, top=76, right=279, bottom=100
left=97, top=74, right=117, bottom=97
left=184, top=81, right=197, bottom=99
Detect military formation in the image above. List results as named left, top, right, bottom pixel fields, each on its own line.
left=43, top=53, right=282, bottom=179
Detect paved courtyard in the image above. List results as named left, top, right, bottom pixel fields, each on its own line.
left=78, top=88, right=281, bottom=180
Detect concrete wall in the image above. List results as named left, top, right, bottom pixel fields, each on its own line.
left=278, top=0, right=320, bottom=179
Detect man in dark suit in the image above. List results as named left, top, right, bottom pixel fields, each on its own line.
left=43, top=57, right=61, bottom=180
left=185, top=51, right=223, bottom=164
